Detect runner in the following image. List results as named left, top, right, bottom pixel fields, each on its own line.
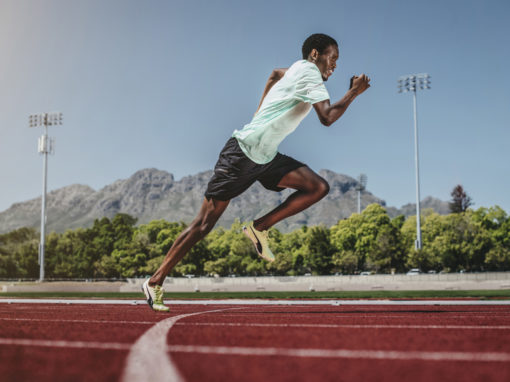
left=143, top=33, right=371, bottom=311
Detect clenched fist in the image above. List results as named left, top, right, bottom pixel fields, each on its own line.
left=350, top=74, right=371, bottom=95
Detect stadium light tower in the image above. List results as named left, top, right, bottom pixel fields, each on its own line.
left=355, top=174, right=367, bottom=214
left=398, top=73, right=430, bottom=250
left=29, top=112, right=62, bottom=281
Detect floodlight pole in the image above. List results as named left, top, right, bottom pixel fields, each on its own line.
left=355, top=174, right=367, bottom=214
left=412, top=90, right=422, bottom=250
left=40, top=124, right=48, bottom=281
left=398, top=74, right=430, bottom=250
left=29, top=112, right=62, bottom=281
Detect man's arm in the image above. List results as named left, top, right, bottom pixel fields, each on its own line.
left=313, top=74, right=371, bottom=127
left=255, top=68, right=288, bottom=113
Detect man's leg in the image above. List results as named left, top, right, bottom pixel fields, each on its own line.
left=149, top=197, right=230, bottom=286
left=253, top=166, right=329, bottom=231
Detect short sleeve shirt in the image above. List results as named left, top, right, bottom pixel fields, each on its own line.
left=232, top=60, right=329, bottom=164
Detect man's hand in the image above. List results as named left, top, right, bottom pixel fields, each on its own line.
left=314, top=73, right=371, bottom=127
left=350, top=74, right=371, bottom=95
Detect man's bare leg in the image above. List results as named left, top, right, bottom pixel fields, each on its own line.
left=149, top=197, right=230, bottom=286
left=253, top=166, right=329, bottom=231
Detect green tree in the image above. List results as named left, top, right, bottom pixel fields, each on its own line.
left=93, top=214, right=139, bottom=277
left=111, top=213, right=138, bottom=250
left=472, top=206, right=510, bottom=270
left=439, top=212, right=490, bottom=271
left=402, top=210, right=443, bottom=272
left=264, top=228, right=292, bottom=275
left=268, top=227, right=307, bottom=275
left=404, top=210, right=492, bottom=272
left=330, top=204, right=404, bottom=274
left=0, top=227, right=39, bottom=278
left=204, top=220, right=260, bottom=276
left=302, top=225, right=335, bottom=274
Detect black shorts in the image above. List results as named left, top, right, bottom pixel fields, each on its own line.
left=205, top=137, right=306, bottom=201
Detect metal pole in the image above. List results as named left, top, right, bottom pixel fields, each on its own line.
left=39, top=124, right=48, bottom=281
left=30, top=111, right=61, bottom=282
left=413, top=91, right=422, bottom=250
left=357, top=190, right=361, bottom=214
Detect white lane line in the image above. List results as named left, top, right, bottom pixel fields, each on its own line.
left=3, top=337, right=509, bottom=363
left=0, top=337, right=130, bottom=350
left=210, top=313, right=510, bottom=319
left=176, top=322, right=510, bottom=330
left=2, top=298, right=510, bottom=306
left=4, top=337, right=509, bottom=363
left=0, top=317, right=155, bottom=325
left=1, top=317, right=507, bottom=330
left=121, top=308, right=238, bottom=382
left=167, top=344, right=510, bottom=362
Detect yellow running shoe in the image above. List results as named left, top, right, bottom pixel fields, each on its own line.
left=243, top=222, right=275, bottom=262
left=142, top=279, right=170, bottom=312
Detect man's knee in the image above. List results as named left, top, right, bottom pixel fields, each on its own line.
left=190, top=198, right=229, bottom=239
left=314, top=178, right=330, bottom=199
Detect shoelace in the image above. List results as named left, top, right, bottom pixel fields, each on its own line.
left=154, top=285, right=164, bottom=304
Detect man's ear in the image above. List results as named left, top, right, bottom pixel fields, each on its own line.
left=308, top=48, right=319, bottom=62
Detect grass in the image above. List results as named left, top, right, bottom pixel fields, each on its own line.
left=1, top=290, right=510, bottom=299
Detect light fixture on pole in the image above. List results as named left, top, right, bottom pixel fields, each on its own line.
left=398, top=73, right=430, bottom=250
left=355, top=174, right=367, bottom=214
left=29, top=112, right=62, bottom=281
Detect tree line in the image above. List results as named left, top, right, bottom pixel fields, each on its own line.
left=1, top=204, right=509, bottom=279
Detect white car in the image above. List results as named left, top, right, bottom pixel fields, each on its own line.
left=406, top=268, right=421, bottom=275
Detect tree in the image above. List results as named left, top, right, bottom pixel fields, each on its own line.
left=266, top=229, right=294, bottom=275
left=204, top=220, right=259, bottom=276
left=330, top=204, right=404, bottom=274
left=302, top=225, right=335, bottom=275
left=0, top=227, right=39, bottom=278
left=402, top=209, right=443, bottom=272
left=472, top=206, right=510, bottom=270
left=267, top=227, right=307, bottom=275
left=450, top=185, right=473, bottom=213
left=403, top=210, right=492, bottom=272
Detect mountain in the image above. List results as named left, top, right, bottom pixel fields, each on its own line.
left=0, top=168, right=447, bottom=234
left=386, top=196, right=451, bottom=218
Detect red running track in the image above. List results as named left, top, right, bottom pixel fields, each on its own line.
left=0, top=302, right=509, bottom=382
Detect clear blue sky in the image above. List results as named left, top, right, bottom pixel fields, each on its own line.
left=1, top=0, right=509, bottom=213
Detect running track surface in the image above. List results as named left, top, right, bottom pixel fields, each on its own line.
left=1, top=300, right=510, bottom=382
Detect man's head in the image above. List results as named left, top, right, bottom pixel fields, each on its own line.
left=302, top=33, right=339, bottom=81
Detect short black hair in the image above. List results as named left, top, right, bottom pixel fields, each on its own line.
left=302, top=33, right=338, bottom=59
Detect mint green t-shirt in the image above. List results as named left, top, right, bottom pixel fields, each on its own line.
left=232, top=60, right=330, bottom=164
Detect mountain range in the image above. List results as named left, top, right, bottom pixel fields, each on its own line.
left=0, top=168, right=450, bottom=234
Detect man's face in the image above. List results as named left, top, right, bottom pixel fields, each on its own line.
left=314, top=45, right=339, bottom=81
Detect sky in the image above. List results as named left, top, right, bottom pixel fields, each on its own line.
left=1, top=0, right=509, bottom=213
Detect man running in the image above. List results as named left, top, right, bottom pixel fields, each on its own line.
left=143, top=33, right=371, bottom=311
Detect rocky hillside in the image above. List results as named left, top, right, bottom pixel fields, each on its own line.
left=0, top=168, right=447, bottom=233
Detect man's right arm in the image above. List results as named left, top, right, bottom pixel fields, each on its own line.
left=255, top=68, right=288, bottom=114
left=313, top=74, right=371, bottom=127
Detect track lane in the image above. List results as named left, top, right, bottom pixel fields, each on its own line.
left=171, top=354, right=510, bottom=382
left=1, top=303, right=510, bottom=381
left=167, top=305, right=510, bottom=381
